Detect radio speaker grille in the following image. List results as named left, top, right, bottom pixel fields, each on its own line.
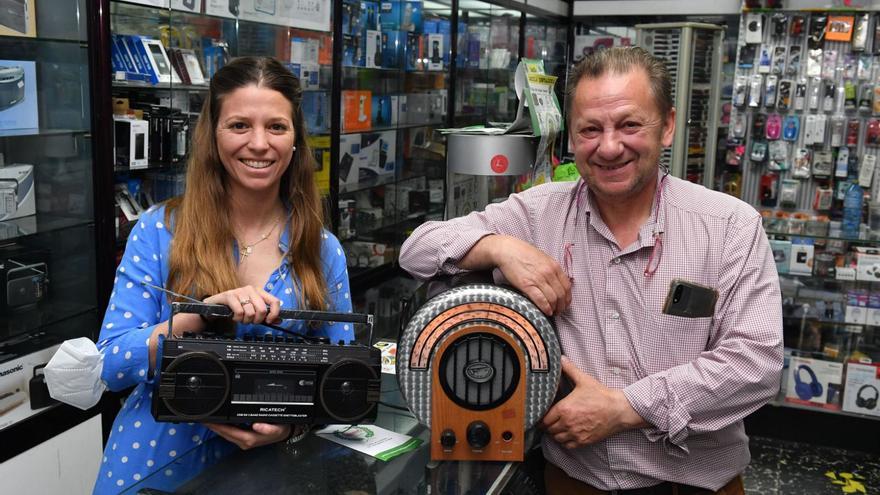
left=159, top=351, right=229, bottom=420
left=439, top=332, right=520, bottom=410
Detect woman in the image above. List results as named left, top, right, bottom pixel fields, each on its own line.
left=93, top=57, right=352, bottom=494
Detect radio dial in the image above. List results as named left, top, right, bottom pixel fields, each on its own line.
left=440, top=429, right=457, bottom=449
left=466, top=420, right=491, bottom=449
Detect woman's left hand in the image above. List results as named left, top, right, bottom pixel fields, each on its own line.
left=205, top=422, right=291, bottom=450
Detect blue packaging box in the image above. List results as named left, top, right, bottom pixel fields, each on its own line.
left=302, top=91, right=329, bottom=134
left=404, top=32, right=423, bottom=71
left=371, top=95, right=391, bottom=127
left=382, top=30, right=404, bottom=68
left=379, top=1, right=422, bottom=32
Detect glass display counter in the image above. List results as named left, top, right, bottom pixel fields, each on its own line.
left=124, top=374, right=519, bottom=495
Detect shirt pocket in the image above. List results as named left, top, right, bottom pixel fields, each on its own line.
left=636, top=313, right=712, bottom=375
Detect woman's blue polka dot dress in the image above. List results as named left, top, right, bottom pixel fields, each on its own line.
left=93, top=206, right=353, bottom=494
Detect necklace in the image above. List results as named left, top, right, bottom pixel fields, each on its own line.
left=237, top=216, right=283, bottom=261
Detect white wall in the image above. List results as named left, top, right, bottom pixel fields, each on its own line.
left=0, top=414, right=102, bottom=495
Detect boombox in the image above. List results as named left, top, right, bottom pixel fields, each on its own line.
left=398, top=276, right=563, bottom=462
left=152, top=302, right=381, bottom=425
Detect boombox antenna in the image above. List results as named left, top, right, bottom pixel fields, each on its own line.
left=143, top=282, right=374, bottom=342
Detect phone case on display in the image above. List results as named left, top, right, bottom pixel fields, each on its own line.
left=874, top=13, right=880, bottom=54
left=822, top=49, right=839, bottom=80
left=779, top=180, right=799, bottom=208
left=787, top=46, right=801, bottom=75
left=794, top=81, right=807, bottom=110
left=814, top=187, right=834, bottom=210
left=848, top=119, right=862, bottom=146
left=768, top=141, right=788, bottom=168
left=845, top=80, right=857, bottom=110
left=791, top=15, right=806, bottom=37
left=808, top=77, right=821, bottom=109
left=771, top=13, right=788, bottom=37
left=777, top=79, right=792, bottom=110
left=793, top=148, right=812, bottom=178
left=739, top=45, right=757, bottom=68
left=758, top=45, right=772, bottom=73
left=726, top=144, right=745, bottom=166
left=733, top=75, right=748, bottom=106
left=783, top=116, right=800, bottom=141
left=753, top=112, right=767, bottom=136
left=745, top=13, right=764, bottom=44
left=766, top=113, right=782, bottom=139
left=835, top=147, right=850, bottom=178
left=760, top=172, right=780, bottom=207
left=813, top=150, right=833, bottom=177
left=765, top=75, right=778, bottom=106
left=751, top=141, right=768, bottom=162
left=859, top=83, right=873, bottom=111
left=749, top=74, right=763, bottom=107
left=772, top=46, right=786, bottom=74
left=830, top=116, right=845, bottom=147
left=722, top=172, right=742, bottom=197
left=809, top=14, right=828, bottom=49
left=823, top=82, right=836, bottom=112
left=867, top=119, right=880, bottom=146
left=732, top=113, right=747, bottom=139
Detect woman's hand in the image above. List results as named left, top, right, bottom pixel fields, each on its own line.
left=205, top=423, right=291, bottom=450
left=204, top=285, right=282, bottom=325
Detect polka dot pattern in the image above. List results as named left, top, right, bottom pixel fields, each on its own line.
left=93, top=210, right=353, bottom=493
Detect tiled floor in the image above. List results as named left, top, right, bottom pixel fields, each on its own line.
left=744, top=436, right=879, bottom=494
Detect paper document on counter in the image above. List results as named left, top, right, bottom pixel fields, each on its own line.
left=314, top=424, right=423, bottom=461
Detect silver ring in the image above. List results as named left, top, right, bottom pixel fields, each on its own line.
left=240, top=298, right=252, bottom=306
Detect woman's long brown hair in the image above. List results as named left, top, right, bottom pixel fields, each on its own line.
left=165, top=56, right=327, bottom=311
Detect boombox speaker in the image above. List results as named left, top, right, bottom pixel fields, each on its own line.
left=398, top=282, right=562, bottom=461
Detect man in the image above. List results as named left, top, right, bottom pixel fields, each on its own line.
left=399, top=46, right=782, bottom=494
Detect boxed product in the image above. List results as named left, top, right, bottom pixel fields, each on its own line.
left=0, top=60, right=38, bottom=132
left=362, top=1, right=380, bottom=31
left=373, top=340, right=398, bottom=374
left=342, top=90, right=372, bottom=132
left=382, top=30, right=404, bottom=68
left=308, top=135, right=331, bottom=196
left=426, top=33, right=444, bottom=71
left=366, top=29, right=382, bottom=68
left=845, top=289, right=868, bottom=324
left=302, top=91, right=329, bottom=134
left=0, top=0, right=35, bottom=37
left=338, top=131, right=397, bottom=185
left=785, top=356, right=844, bottom=409
left=0, top=344, right=62, bottom=432
left=842, top=362, right=880, bottom=417
left=404, top=32, right=423, bottom=71
left=372, top=95, right=391, bottom=127
left=345, top=241, right=394, bottom=268
left=854, top=246, right=880, bottom=281
left=0, top=164, right=35, bottom=221
left=769, top=239, right=791, bottom=274
left=342, top=0, right=364, bottom=36
left=867, top=292, right=880, bottom=326
left=789, top=240, right=814, bottom=275
left=379, top=1, right=423, bottom=32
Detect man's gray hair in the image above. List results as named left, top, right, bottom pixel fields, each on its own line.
left=565, top=46, right=673, bottom=121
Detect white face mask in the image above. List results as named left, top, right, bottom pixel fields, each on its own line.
left=43, top=337, right=107, bottom=410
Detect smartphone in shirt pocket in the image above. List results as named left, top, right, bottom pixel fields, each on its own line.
left=662, top=279, right=718, bottom=318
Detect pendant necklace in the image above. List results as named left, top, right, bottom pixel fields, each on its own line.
left=237, top=216, right=283, bottom=261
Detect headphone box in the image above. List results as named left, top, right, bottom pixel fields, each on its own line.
left=842, top=362, right=880, bottom=416
left=785, top=356, right=843, bottom=409
left=113, top=116, right=149, bottom=169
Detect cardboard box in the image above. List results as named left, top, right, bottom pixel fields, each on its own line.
left=0, top=0, right=36, bottom=37
left=0, top=164, right=35, bottom=221
left=769, top=239, right=791, bottom=274
left=854, top=246, right=880, bottom=281
left=842, top=362, right=880, bottom=417
left=342, top=90, right=372, bottom=132
left=426, top=33, right=444, bottom=71
left=371, top=95, right=391, bottom=127
left=338, top=131, right=397, bottom=186
left=0, top=60, right=38, bottom=132
left=789, top=242, right=815, bottom=275
left=785, top=356, right=844, bottom=409
left=365, top=29, right=382, bottom=68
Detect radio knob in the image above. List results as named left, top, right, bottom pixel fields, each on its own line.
left=440, top=429, right=457, bottom=449
left=466, top=421, right=491, bottom=449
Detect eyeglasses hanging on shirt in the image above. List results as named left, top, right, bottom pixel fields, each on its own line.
left=564, top=167, right=670, bottom=279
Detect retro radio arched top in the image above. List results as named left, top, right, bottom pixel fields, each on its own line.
left=398, top=283, right=562, bottom=461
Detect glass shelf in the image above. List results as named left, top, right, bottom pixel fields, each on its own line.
left=341, top=122, right=442, bottom=136
left=766, top=230, right=879, bottom=244
left=769, top=398, right=880, bottom=422
left=0, top=128, right=90, bottom=138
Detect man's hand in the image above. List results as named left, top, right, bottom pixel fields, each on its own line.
left=205, top=423, right=291, bottom=450
left=540, top=357, right=647, bottom=449
left=470, top=235, right=571, bottom=315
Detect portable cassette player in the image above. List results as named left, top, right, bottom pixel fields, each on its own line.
left=152, top=302, right=381, bottom=425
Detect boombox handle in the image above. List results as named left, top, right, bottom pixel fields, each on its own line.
left=168, top=301, right=374, bottom=345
